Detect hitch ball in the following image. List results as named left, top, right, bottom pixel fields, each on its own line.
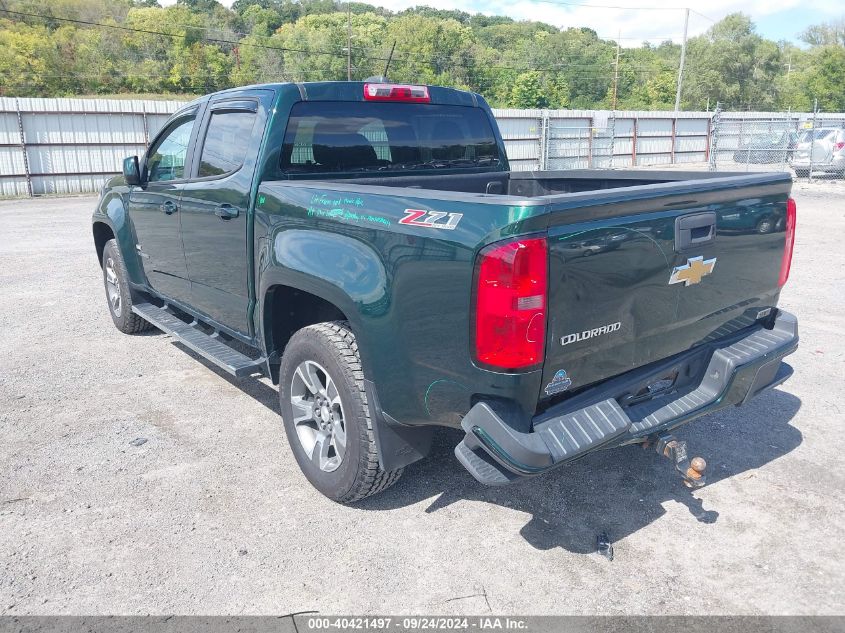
left=685, top=456, right=707, bottom=487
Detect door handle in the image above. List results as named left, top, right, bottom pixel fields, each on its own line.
left=160, top=200, right=178, bottom=215
left=214, top=204, right=239, bottom=220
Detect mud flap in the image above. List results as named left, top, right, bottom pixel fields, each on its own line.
left=365, top=379, right=433, bottom=472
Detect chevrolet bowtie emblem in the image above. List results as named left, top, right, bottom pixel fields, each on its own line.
left=669, top=256, right=717, bottom=286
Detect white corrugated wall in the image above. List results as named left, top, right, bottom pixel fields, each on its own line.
left=1, top=97, right=838, bottom=196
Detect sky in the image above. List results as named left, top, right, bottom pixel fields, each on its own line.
left=165, top=0, right=843, bottom=46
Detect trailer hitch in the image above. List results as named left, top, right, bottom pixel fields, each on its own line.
left=648, top=433, right=707, bottom=488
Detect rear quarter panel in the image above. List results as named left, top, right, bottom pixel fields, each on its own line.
left=254, top=181, right=548, bottom=429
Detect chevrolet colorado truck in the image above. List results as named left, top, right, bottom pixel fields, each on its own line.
left=92, top=81, right=798, bottom=503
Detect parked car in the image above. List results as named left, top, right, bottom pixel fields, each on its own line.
left=719, top=202, right=784, bottom=235
left=92, top=81, right=798, bottom=502
left=792, top=127, right=845, bottom=177
left=733, top=130, right=799, bottom=164
left=561, top=229, right=630, bottom=260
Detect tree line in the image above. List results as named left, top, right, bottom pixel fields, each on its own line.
left=1, top=0, right=844, bottom=112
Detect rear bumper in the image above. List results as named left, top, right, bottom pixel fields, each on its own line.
left=455, top=310, right=799, bottom=485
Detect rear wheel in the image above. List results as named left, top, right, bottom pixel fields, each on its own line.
left=101, top=239, right=152, bottom=334
left=794, top=169, right=809, bottom=178
left=279, top=321, right=402, bottom=503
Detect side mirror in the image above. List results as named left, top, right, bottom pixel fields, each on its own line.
left=123, top=156, right=141, bottom=186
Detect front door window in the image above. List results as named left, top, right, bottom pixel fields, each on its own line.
left=147, top=116, right=196, bottom=183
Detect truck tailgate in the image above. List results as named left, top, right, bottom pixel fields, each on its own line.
left=540, top=175, right=792, bottom=403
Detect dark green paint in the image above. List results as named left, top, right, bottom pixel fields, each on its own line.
left=93, top=81, right=793, bottom=433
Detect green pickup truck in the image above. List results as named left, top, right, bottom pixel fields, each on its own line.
left=92, top=81, right=798, bottom=503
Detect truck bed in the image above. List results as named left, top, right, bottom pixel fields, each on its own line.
left=331, top=168, right=782, bottom=198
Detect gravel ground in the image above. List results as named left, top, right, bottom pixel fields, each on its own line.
left=1, top=183, right=843, bottom=615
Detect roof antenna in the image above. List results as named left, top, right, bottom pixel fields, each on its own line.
left=382, top=41, right=396, bottom=80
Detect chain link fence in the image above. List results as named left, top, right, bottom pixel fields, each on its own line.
left=707, top=107, right=845, bottom=180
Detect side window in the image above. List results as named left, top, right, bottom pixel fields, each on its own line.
left=147, top=116, right=195, bottom=183
left=198, top=110, right=257, bottom=178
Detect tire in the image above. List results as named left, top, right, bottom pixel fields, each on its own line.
left=794, top=169, right=809, bottom=178
left=279, top=321, right=403, bottom=503
left=756, top=217, right=775, bottom=234
left=101, top=239, right=152, bottom=334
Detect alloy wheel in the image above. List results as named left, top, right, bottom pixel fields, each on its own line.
left=289, top=360, right=347, bottom=472
left=104, top=256, right=122, bottom=317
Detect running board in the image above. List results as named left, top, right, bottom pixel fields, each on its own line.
left=132, top=302, right=265, bottom=378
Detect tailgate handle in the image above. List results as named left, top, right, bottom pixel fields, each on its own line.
left=675, top=212, right=716, bottom=251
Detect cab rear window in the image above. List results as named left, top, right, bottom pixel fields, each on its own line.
left=279, top=101, right=502, bottom=174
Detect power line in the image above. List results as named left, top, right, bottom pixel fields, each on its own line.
left=536, top=0, right=691, bottom=11
left=0, top=7, right=677, bottom=74
left=690, top=9, right=716, bottom=23
left=0, top=8, right=347, bottom=58
left=0, top=5, right=689, bottom=100
left=598, top=34, right=682, bottom=40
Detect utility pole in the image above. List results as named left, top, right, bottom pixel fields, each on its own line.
left=346, top=2, right=352, bottom=81
left=674, top=7, right=689, bottom=111
left=809, top=98, right=818, bottom=182
left=611, top=34, right=620, bottom=111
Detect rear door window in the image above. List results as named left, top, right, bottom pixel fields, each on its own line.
left=280, top=101, right=502, bottom=174
left=198, top=110, right=257, bottom=178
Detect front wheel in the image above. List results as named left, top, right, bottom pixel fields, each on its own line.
left=101, top=239, right=152, bottom=334
left=279, top=321, right=403, bottom=503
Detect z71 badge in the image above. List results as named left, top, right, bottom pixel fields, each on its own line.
left=399, top=209, right=463, bottom=230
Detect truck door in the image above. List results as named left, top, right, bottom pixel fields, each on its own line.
left=178, top=90, right=273, bottom=336
left=129, top=107, right=200, bottom=302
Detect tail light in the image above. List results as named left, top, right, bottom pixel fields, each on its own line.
left=779, top=197, right=796, bottom=287
left=835, top=141, right=845, bottom=151
left=473, top=237, right=548, bottom=371
left=363, top=83, right=430, bottom=103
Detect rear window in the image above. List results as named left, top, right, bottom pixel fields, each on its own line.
left=279, top=101, right=502, bottom=174
left=799, top=129, right=836, bottom=142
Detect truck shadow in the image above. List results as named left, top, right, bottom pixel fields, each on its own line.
left=173, top=343, right=281, bottom=413
left=357, top=389, right=802, bottom=554
left=169, top=343, right=802, bottom=554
